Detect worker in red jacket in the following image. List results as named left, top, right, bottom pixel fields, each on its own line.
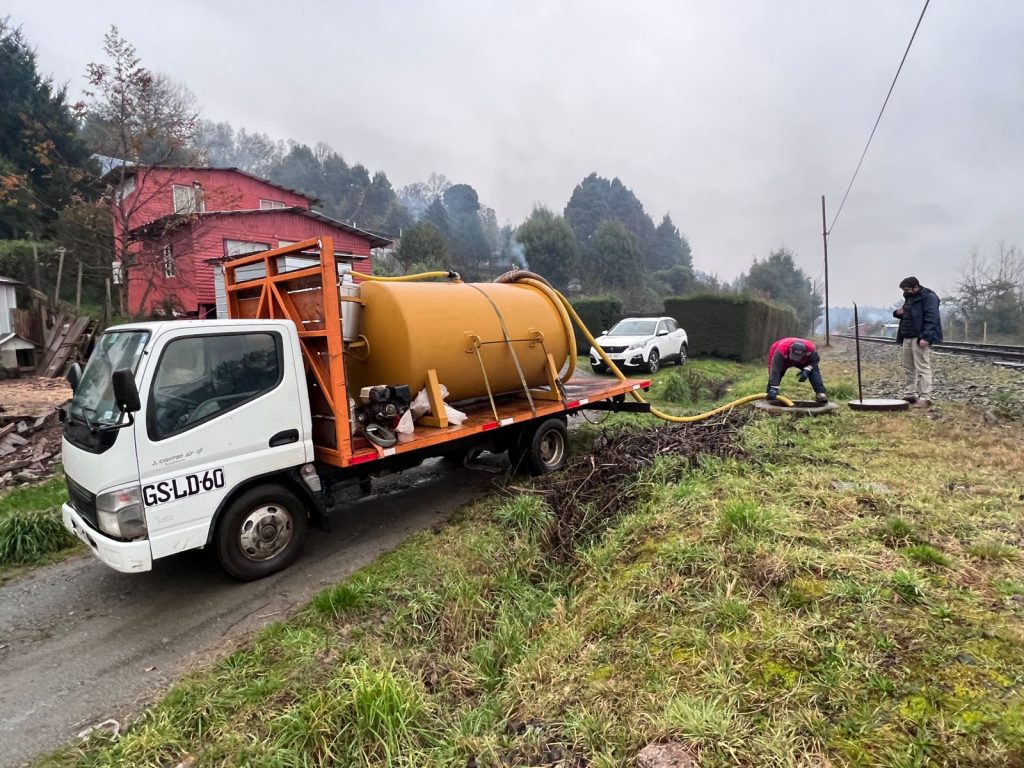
left=766, top=337, right=827, bottom=402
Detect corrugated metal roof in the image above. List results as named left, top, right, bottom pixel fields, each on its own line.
left=0, top=275, right=25, bottom=285
left=96, top=164, right=318, bottom=204
left=127, top=207, right=393, bottom=248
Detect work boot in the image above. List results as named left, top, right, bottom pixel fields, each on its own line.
left=913, top=398, right=933, bottom=409
left=815, top=392, right=828, bottom=404
left=903, top=395, right=918, bottom=404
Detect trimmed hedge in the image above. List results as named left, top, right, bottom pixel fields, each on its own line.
left=570, top=295, right=622, bottom=351
left=664, top=293, right=799, bottom=361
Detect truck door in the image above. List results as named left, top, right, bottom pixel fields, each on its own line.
left=134, top=326, right=310, bottom=560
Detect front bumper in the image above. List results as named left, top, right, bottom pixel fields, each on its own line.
left=591, top=350, right=647, bottom=368
left=62, top=503, right=152, bottom=573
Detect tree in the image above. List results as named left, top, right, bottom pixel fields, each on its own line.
left=395, top=221, right=448, bottom=271
left=583, top=220, right=643, bottom=293
left=565, top=174, right=658, bottom=256
left=0, top=19, right=94, bottom=240
left=741, top=247, right=822, bottom=333
left=950, top=244, right=1024, bottom=339
left=80, top=26, right=202, bottom=311
left=651, top=214, right=693, bottom=272
left=515, top=207, right=578, bottom=291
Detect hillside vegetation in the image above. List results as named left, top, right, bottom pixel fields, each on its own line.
left=40, top=352, right=1024, bottom=767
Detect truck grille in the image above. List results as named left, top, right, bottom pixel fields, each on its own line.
left=600, top=345, right=626, bottom=354
left=66, top=476, right=98, bottom=530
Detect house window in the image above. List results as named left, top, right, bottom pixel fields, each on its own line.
left=162, top=244, right=176, bottom=278
left=172, top=185, right=195, bottom=214
left=260, top=199, right=286, bottom=210
left=225, top=240, right=271, bottom=257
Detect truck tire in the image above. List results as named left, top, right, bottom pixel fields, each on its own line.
left=215, top=484, right=308, bottom=581
left=510, top=417, right=570, bottom=476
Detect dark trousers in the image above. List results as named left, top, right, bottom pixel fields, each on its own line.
left=769, top=361, right=825, bottom=394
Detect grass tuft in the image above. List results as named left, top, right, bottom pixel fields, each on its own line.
left=715, top=499, right=785, bottom=539
left=0, top=508, right=77, bottom=567
left=901, top=543, right=954, bottom=568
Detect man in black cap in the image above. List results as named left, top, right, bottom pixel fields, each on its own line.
left=766, top=337, right=827, bottom=402
left=893, top=276, right=943, bottom=406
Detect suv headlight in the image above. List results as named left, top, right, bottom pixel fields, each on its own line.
left=627, top=340, right=646, bottom=350
left=96, top=486, right=147, bottom=540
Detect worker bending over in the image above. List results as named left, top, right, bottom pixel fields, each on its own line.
left=766, top=337, right=827, bottom=403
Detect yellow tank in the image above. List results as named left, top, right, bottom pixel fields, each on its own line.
left=346, top=280, right=574, bottom=403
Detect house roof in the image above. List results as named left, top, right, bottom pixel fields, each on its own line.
left=0, top=332, right=37, bottom=348
left=96, top=163, right=318, bottom=204
left=0, top=275, right=25, bottom=286
left=127, top=207, right=393, bottom=249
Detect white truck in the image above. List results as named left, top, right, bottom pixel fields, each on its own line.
left=60, top=239, right=649, bottom=580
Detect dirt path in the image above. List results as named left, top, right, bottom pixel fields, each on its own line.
left=0, top=461, right=497, bottom=768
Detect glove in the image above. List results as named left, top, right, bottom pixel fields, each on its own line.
left=767, top=386, right=780, bottom=400
left=797, top=366, right=812, bottom=383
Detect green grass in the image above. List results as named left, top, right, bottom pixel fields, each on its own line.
left=36, top=350, right=1024, bottom=766
left=0, top=474, right=80, bottom=573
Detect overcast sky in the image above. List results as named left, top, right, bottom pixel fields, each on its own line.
left=8, top=1, right=1024, bottom=307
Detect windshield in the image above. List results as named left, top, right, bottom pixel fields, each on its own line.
left=608, top=319, right=657, bottom=336
left=70, top=330, right=149, bottom=425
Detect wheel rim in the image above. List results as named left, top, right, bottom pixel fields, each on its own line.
left=538, top=429, right=566, bottom=469
left=679, top=345, right=686, bottom=364
left=238, top=503, right=293, bottom=562
left=649, top=350, right=660, bottom=372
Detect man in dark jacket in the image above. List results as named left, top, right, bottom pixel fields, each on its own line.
left=893, top=276, right=943, bottom=406
left=766, top=337, right=827, bottom=403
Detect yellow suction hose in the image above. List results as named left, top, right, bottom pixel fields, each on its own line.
left=353, top=267, right=791, bottom=421
left=517, top=278, right=792, bottom=420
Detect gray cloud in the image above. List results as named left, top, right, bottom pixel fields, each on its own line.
left=9, top=0, right=1024, bottom=306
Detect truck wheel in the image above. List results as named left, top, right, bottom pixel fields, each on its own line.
left=511, top=417, right=569, bottom=476
left=215, top=484, right=308, bottom=581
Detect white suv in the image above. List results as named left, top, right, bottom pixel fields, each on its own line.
left=590, top=316, right=688, bottom=374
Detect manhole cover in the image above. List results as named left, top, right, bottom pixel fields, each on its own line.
left=754, top=399, right=840, bottom=415
left=848, top=398, right=911, bottom=412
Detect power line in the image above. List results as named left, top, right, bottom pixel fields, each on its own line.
left=828, top=0, right=931, bottom=235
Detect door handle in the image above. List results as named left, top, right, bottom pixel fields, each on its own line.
left=269, top=429, right=299, bottom=447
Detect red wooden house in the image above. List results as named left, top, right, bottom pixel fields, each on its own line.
left=109, top=166, right=390, bottom=317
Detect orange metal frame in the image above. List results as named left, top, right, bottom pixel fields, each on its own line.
left=223, top=238, right=648, bottom=470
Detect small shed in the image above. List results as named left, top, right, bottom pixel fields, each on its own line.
left=0, top=333, right=37, bottom=372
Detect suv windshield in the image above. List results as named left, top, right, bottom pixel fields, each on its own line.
left=609, top=319, right=657, bottom=336
left=69, top=330, right=150, bottom=426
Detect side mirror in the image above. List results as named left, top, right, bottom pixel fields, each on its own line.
left=657, top=329, right=669, bottom=336
left=112, top=369, right=141, bottom=413
left=601, top=330, right=608, bottom=335
left=67, top=362, right=83, bottom=393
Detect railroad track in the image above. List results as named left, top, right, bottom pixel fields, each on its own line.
left=834, top=334, right=1024, bottom=364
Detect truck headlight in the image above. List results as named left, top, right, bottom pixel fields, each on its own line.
left=96, top=486, right=147, bottom=540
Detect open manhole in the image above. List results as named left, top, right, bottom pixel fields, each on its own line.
left=848, top=398, right=911, bottom=412
left=754, top=399, right=840, bottom=415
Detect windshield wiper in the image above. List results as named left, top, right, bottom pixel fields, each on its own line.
left=70, top=403, right=99, bottom=433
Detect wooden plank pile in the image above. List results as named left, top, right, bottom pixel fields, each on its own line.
left=34, top=311, right=97, bottom=379
left=0, top=410, right=62, bottom=489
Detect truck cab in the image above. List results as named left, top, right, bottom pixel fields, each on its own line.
left=62, top=319, right=315, bottom=579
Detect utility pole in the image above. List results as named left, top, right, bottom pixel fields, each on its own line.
left=76, top=261, right=83, bottom=312
left=821, top=195, right=830, bottom=347
left=54, top=247, right=66, bottom=306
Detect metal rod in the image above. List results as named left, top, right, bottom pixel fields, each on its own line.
left=822, top=195, right=830, bottom=346
left=853, top=302, right=863, bottom=404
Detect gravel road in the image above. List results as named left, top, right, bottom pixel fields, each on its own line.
left=0, top=461, right=497, bottom=767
